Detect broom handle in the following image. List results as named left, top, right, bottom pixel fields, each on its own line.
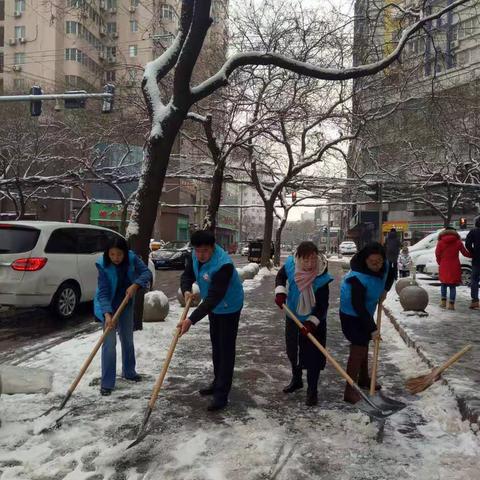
left=67, top=294, right=131, bottom=395
left=147, top=297, right=192, bottom=409
left=434, top=345, right=472, bottom=377
left=370, top=302, right=383, bottom=396
left=283, top=304, right=359, bottom=388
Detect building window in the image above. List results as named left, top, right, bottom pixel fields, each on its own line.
left=0, top=26, right=4, bottom=47
left=14, top=0, right=25, bottom=12
left=160, top=4, right=175, bottom=20
left=0, top=0, right=4, bottom=21
left=129, top=44, right=137, bottom=57
left=66, top=21, right=78, bottom=34
left=107, top=22, right=116, bottom=33
left=14, top=25, right=25, bottom=39
left=14, top=52, right=25, bottom=64
left=130, top=0, right=139, bottom=6
left=107, top=0, right=116, bottom=8
left=107, top=46, right=116, bottom=57
left=0, top=52, right=3, bottom=73
left=130, top=20, right=138, bottom=32
left=13, top=78, right=26, bottom=90
left=106, top=70, right=116, bottom=82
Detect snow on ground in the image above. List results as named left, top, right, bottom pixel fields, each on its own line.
left=1, top=271, right=479, bottom=479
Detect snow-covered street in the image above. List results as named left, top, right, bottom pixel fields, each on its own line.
left=1, top=263, right=479, bottom=479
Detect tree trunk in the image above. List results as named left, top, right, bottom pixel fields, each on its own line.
left=274, top=217, right=287, bottom=266
left=120, top=202, right=128, bottom=236
left=202, top=161, right=225, bottom=232
left=260, top=202, right=275, bottom=267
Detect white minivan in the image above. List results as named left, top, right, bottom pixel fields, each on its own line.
left=0, top=221, right=155, bottom=319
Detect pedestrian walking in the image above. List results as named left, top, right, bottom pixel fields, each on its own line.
left=274, top=241, right=333, bottom=406
left=94, top=237, right=153, bottom=396
left=178, top=230, right=244, bottom=411
left=398, top=246, right=413, bottom=278
left=339, top=242, right=395, bottom=404
left=436, top=227, right=472, bottom=310
left=385, top=228, right=401, bottom=280
left=465, top=216, right=480, bottom=309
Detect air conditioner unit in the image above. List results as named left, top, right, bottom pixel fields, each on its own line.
left=14, top=11, right=22, bottom=18
left=8, top=38, right=16, bottom=46
left=99, top=52, right=106, bottom=60
left=109, top=7, right=117, bottom=13
left=107, top=55, right=116, bottom=64
left=128, top=6, right=136, bottom=13
left=19, top=37, right=26, bottom=44
left=113, top=32, right=119, bottom=39
left=12, top=65, right=22, bottom=72
left=100, top=26, right=106, bottom=36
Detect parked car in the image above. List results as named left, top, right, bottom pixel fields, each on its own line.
left=150, top=241, right=191, bottom=270
left=241, top=245, right=249, bottom=256
left=411, top=230, right=468, bottom=271
left=247, top=239, right=274, bottom=263
left=339, top=241, right=358, bottom=255
left=0, top=221, right=155, bottom=319
left=422, top=250, right=472, bottom=286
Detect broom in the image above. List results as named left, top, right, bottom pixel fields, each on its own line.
left=405, top=344, right=472, bottom=394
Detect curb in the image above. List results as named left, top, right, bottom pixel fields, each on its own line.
left=383, top=305, right=480, bottom=431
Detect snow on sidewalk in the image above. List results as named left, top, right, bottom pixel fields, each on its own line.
left=384, top=274, right=480, bottom=430
left=0, top=267, right=479, bottom=479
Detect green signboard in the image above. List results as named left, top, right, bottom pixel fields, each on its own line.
left=90, top=202, right=124, bottom=225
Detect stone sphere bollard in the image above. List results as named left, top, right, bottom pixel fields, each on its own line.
left=241, top=265, right=256, bottom=280
left=248, top=263, right=260, bottom=275
left=395, top=277, right=418, bottom=295
left=177, top=282, right=201, bottom=307
left=236, top=268, right=245, bottom=283
left=144, top=291, right=169, bottom=322
left=399, top=285, right=429, bottom=312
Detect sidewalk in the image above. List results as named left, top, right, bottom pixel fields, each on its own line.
left=384, top=274, right=480, bottom=429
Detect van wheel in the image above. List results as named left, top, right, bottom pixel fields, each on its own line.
left=51, top=282, right=80, bottom=319
left=461, top=267, right=472, bottom=287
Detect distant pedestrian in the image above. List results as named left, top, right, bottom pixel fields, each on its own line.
left=94, top=237, right=153, bottom=396
left=385, top=228, right=401, bottom=281
left=466, top=216, right=480, bottom=309
left=274, top=241, right=333, bottom=406
left=339, top=242, right=395, bottom=404
left=398, top=246, right=413, bottom=278
left=178, top=230, right=244, bottom=411
left=435, top=227, right=471, bottom=310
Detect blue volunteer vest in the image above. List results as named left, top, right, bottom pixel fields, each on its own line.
left=340, top=264, right=389, bottom=317
left=192, top=245, right=244, bottom=314
left=284, top=255, right=333, bottom=322
left=94, top=251, right=137, bottom=320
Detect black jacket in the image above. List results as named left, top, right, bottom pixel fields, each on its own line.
left=466, top=222, right=480, bottom=266
left=385, top=231, right=401, bottom=262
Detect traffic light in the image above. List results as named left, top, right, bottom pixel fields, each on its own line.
left=64, top=90, right=87, bottom=109
left=459, top=218, right=467, bottom=229
left=291, top=191, right=297, bottom=202
left=30, top=85, right=42, bottom=117
left=102, top=83, right=115, bottom=113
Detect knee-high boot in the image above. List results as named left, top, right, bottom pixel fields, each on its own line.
left=344, top=345, right=367, bottom=404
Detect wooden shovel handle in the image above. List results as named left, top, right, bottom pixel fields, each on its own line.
left=370, top=302, right=383, bottom=396
left=67, top=294, right=131, bottom=395
left=434, top=344, right=472, bottom=377
left=147, top=297, right=193, bottom=409
left=283, top=304, right=358, bottom=388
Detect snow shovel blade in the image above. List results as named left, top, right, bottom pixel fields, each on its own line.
left=126, top=406, right=153, bottom=450
left=356, top=392, right=405, bottom=420
left=373, top=391, right=406, bottom=410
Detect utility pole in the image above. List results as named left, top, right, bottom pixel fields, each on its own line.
left=378, top=181, right=383, bottom=243
left=327, top=204, right=331, bottom=253
left=239, top=185, right=244, bottom=243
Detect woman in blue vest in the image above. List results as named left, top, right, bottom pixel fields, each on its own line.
left=94, top=236, right=152, bottom=396
left=340, top=242, right=394, bottom=404
left=274, top=241, right=333, bottom=406
left=178, top=230, right=244, bottom=412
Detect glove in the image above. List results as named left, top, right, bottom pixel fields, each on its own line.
left=275, top=293, right=287, bottom=309
left=301, top=320, right=317, bottom=337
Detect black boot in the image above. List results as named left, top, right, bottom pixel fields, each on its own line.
left=199, top=383, right=215, bottom=396
left=305, top=389, right=318, bottom=406
left=207, top=396, right=228, bottom=412
left=283, top=366, right=303, bottom=393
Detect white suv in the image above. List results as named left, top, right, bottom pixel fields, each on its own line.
left=0, top=221, right=155, bottom=319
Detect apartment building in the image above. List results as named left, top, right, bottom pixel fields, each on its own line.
left=349, top=0, right=480, bottom=245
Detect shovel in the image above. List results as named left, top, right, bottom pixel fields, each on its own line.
left=37, top=295, right=131, bottom=432
left=282, top=304, right=404, bottom=421
left=126, top=297, right=192, bottom=449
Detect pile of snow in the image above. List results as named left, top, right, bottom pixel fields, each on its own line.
left=144, top=290, right=169, bottom=322
left=0, top=365, right=53, bottom=394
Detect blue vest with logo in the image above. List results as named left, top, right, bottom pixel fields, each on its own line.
left=94, top=251, right=137, bottom=320
left=284, top=255, right=333, bottom=322
left=340, top=265, right=389, bottom=317
left=192, top=245, right=244, bottom=314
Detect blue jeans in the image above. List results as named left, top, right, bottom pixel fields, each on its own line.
left=101, top=307, right=137, bottom=389
left=441, top=284, right=456, bottom=302
left=471, top=264, right=480, bottom=301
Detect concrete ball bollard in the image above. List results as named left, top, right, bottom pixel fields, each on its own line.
left=236, top=268, right=245, bottom=283
left=248, top=263, right=260, bottom=275
left=144, top=291, right=169, bottom=322
left=395, top=277, right=419, bottom=295
left=177, top=283, right=201, bottom=307
left=399, top=285, right=429, bottom=312
left=241, top=266, right=256, bottom=280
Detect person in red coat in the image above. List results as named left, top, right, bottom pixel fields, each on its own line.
left=435, top=227, right=471, bottom=310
